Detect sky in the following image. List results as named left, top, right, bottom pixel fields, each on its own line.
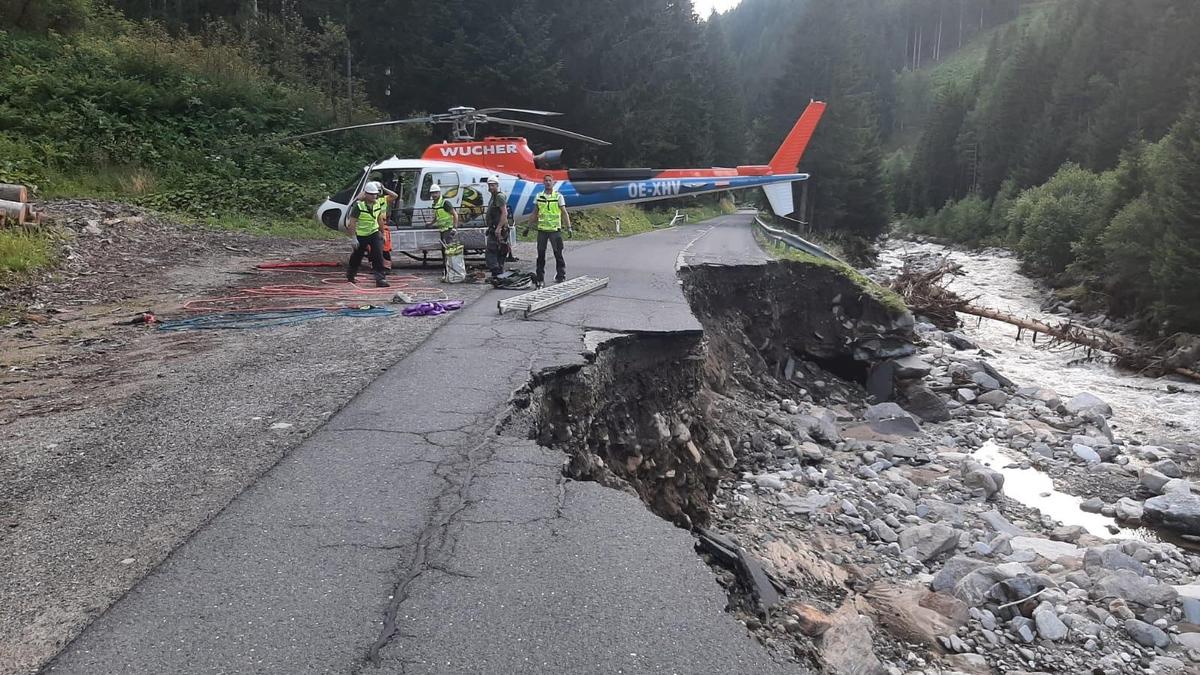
left=693, top=0, right=743, bottom=17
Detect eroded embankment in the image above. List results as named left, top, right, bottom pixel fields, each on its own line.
left=514, top=259, right=913, bottom=530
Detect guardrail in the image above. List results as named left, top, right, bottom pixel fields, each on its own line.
left=753, top=215, right=841, bottom=262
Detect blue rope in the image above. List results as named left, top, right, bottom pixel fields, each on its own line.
left=157, top=306, right=395, bottom=331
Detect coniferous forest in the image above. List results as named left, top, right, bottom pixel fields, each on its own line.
left=2, top=0, right=1199, bottom=332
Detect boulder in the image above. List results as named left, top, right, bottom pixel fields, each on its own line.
left=979, top=510, right=1025, bottom=537
left=786, top=601, right=834, bottom=637
left=865, top=402, right=923, bottom=436
left=952, top=569, right=1004, bottom=606
left=971, top=371, right=1001, bottom=391
left=819, top=602, right=886, bottom=675
left=1049, top=525, right=1086, bottom=543
left=1143, top=491, right=1200, bottom=535
left=1083, top=545, right=1147, bottom=577
left=1177, top=631, right=1200, bottom=651
left=931, top=556, right=991, bottom=593
left=956, top=388, right=977, bottom=404
left=1093, top=569, right=1179, bottom=606
left=1125, top=619, right=1169, bottom=648
left=1140, top=467, right=1172, bottom=495
left=900, top=384, right=951, bottom=423
left=869, top=518, right=899, bottom=543
left=892, top=355, right=932, bottom=379
left=1152, top=458, right=1183, bottom=479
left=1017, top=386, right=1061, bottom=409
left=962, top=461, right=1005, bottom=500
left=976, top=390, right=1009, bottom=408
left=1034, top=603, right=1068, bottom=641
left=1080, top=497, right=1105, bottom=513
left=1009, top=536, right=1081, bottom=561
left=944, top=332, right=977, bottom=350
left=866, top=360, right=896, bottom=402
left=1064, top=392, right=1112, bottom=417
left=1072, top=444, right=1101, bottom=464
left=899, top=523, right=962, bottom=562
left=1114, top=497, right=1144, bottom=522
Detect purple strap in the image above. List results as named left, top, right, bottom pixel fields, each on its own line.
left=402, top=301, right=464, bottom=317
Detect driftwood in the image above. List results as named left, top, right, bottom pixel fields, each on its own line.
left=889, top=258, right=1200, bottom=383
left=0, top=183, right=29, bottom=203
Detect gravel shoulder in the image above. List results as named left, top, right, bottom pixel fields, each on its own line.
left=0, top=203, right=496, bottom=674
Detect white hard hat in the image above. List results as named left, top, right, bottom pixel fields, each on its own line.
left=429, top=183, right=442, bottom=192
left=364, top=181, right=381, bottom=194
left=487, top=175, right=500, bottom=185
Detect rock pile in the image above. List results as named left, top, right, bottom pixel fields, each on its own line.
left=699, top=319, right=1200, bottom=674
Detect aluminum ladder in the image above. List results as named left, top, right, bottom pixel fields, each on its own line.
left=497, top=275, right=609, bottom=318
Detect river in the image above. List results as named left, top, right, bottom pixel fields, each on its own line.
left=874, top=239, right=1200, bottom=448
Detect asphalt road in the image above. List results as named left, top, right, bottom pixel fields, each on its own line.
left=45, top=213, right=795, bottom=675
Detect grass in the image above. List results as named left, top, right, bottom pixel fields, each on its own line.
left=0, top=227, right=56, bottom=278
left=40, top=166, right=160, bottom=200
left=756, top=230, right=909, bottom=315
left=201, top=213, right=342, bottom=240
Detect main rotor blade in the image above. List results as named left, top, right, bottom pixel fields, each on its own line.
left=485, top=116, right=611, bottom=146
left=270, top=116, right=434, bottom=143
left=473, top=107, right=562, bottom=117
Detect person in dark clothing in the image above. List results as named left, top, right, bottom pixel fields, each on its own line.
left=527, top=174, right=570, bottom=287
left=484, top=176, right=509, bottom=278
left=345, top=181, right=392, bottom=287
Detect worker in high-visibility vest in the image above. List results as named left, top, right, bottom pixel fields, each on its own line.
left=529, top=174, right=570, bottom=287
left=344, top=181, right=392, bottom=287
left=430, top=183, right=459, bottom=246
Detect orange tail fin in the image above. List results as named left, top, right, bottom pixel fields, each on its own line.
left=768, top=100, right=827, bottom=174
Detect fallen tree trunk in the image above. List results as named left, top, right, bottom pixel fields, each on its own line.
left=0, top=198, right=30, bottom=224
left=888, top=258, right=1200, bottom=383
left=0, top=183, right=29, bottom=203
left=957, top=304, right=1200, bottom=382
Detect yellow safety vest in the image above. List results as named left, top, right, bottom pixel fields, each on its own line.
left=535, top=191, right=563, bottom=232
left=432, top=196, right=454, bottom=231
left=355, top=199, right=387, bottom=236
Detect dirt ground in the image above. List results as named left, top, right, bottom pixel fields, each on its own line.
left=0, top=202, right=506, bottom=674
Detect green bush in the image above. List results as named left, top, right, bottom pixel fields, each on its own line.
left=0, top=18, right=415, bottom=226
left=1006, top=164, right=1115, bottom=276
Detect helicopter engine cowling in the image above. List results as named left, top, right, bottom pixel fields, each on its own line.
left=534, top=149, right=564, bottom=171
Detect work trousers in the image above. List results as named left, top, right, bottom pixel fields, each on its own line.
left=485, top=237, right=506, bottom=277
left=535, top=230, right=565, bottom=283
left=439, top=228, right=457, bottom=246
left=349, top=231, right=386, bottom=282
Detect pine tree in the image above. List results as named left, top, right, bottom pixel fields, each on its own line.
left=1150, top=99, right=1200, bottom=332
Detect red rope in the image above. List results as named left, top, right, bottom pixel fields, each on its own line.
left=179, top=262, right=447, bottom=313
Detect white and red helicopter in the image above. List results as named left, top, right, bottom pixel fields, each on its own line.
left=289, top=102, right=825, bottom=259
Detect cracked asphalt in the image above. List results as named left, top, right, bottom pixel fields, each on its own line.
left=45, top=213, right=801, bottom=674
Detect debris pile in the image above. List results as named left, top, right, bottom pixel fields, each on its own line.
left=698, top=317, right=1200, bottom=674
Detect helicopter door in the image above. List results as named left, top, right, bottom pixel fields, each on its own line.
left=416, top=170, right=461, bottom=229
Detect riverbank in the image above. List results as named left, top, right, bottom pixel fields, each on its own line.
left=658, top=236, right=1200, bottom=673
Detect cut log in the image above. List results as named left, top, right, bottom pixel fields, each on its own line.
left=0, top=199, right=29, bottom=224
left=0, top=183, right=29, bottom=203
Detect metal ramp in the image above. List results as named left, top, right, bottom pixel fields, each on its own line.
left=497, top=275, right=609, bottom=318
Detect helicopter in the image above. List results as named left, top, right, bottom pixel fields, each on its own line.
left=289, top=103, right=826, bottom=260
